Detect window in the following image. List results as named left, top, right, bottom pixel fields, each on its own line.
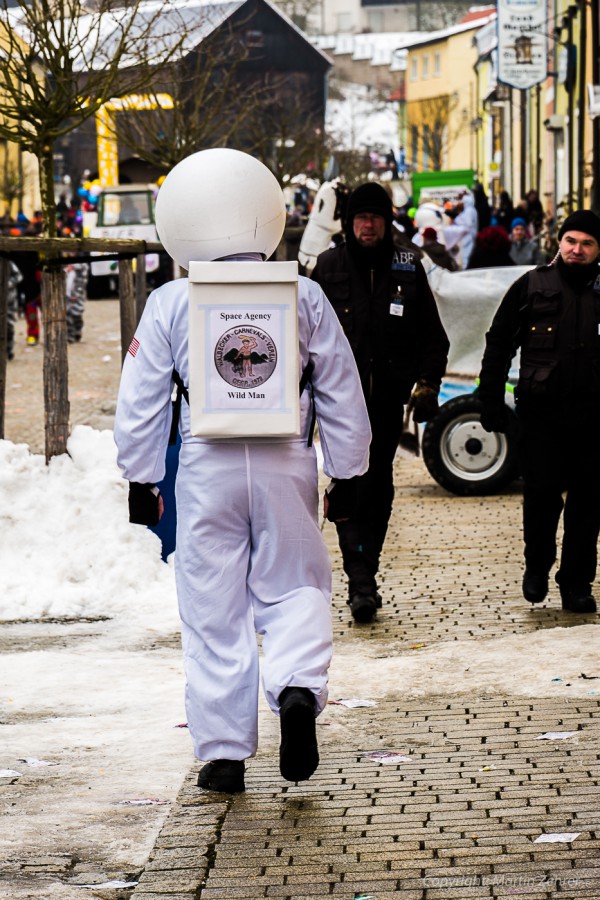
left=245, top=30, right=264, bottom=48
left=434, top=52, right=441, bottom=76
left=422, top=54, right=429, bottom=79
left=410, top=57, right=418, bottom=81
left=367, top=10, right=384, bottom=30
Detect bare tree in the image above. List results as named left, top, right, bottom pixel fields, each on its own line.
left=0, top=153, right=24, bottom=213
left=415, top=0, right=476, bottom=30
left=116, top=34, right=329, bottom=186
left=0, top=0, right=189, bottom=236
left=244, top=77, right=328, bottom=183
left=270, top=0, right=322, bottom=33
left=409, top=93, right=463, bottom=172
left=0, top=0, right=188, bottom=460
left=114, top=21, right=285, bottom=172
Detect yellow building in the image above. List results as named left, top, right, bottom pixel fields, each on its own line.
left=0, top=23, right=41, bottom=220
left=404, top=13, right=495, bottom=174
left=473, top=0, right=595, bottom=220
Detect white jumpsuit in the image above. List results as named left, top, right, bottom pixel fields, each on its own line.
left=114, top=270, right=371, bottom=762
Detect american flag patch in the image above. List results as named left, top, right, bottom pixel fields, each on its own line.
left=128, top=337, right=140, bottom=358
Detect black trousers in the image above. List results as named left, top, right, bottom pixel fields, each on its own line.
left=517, top=401, right=600, bottom=587
left=336, top=396, right=404, bottom=595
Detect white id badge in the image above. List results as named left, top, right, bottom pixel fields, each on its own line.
left=390, top=302, right=404, bottom=317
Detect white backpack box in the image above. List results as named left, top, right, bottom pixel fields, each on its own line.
left=187, top=261, right=300, bottom=437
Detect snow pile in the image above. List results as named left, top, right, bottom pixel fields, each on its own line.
left=0, top=426, right=178, bottom=627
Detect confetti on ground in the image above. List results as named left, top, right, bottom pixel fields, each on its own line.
left=0, top=769, right=22, bottom=778
left=116, top=798, right=169, bottom=806
left=479, top=765, right=496, bottom=771
left=17, top=758, right=55, bottom=767
left=533, top=833, right=580, bottom=843
left=174, top=723, right=188, bottom=728
left=361, top=751, right=412, bottom=764
left=536, top=731, right=577, bottom=740
left=409, top=642, right=427, bottom=650
left=328, top=698, right=377, bottom=708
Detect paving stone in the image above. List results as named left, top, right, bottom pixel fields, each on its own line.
left=127, top=456, right=600, bottom=899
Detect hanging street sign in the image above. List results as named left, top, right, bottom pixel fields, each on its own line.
left=497, top=0, right=548, bottom=90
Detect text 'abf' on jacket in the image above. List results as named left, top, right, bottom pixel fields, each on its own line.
left=311, top=243, right=449, bottom=404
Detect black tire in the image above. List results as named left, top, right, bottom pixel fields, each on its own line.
left=421, top=393, right=519, bottom=496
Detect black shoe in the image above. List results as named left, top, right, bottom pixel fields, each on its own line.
left=197, top=759, right=245, bottom=793
left=348, top=592, right=377, bottom=623
left=559, top=584, right=597, bottom=614
left=522, top=570, right=549, bottom=604
left=279, top=687, right=319, bottom=783
left=374, top=591, right=383, bottom=609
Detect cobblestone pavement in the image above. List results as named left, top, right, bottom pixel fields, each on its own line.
left=3, top=300, right=600, bottom=899
left=4, top=299, right=122, bottom=454
left=131, top=468, right=600, bottom=900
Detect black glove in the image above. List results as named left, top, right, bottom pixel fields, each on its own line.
left=128, top=482, right=161, bottom=526
left=407, top=379, right=440, bottom=423
left=325, top=477, right=359, bottom=522
left=479, top=403, right=509, bottom=434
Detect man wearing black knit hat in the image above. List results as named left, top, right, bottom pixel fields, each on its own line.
left=311, top=182, right=449, bottom=623
left=478, top=209, right=600, bottom=615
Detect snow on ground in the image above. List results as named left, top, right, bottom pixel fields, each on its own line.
left=0, top=426, right=178, bottom=628
left=1, top=426, right=598, bottom=896
left=1, top=425, right=598, bottom=704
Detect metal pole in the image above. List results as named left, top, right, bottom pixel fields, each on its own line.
left=520, top=89, right=527, bottom=199
left=535, top=84, right=542, bottom=190
left=508, top=89, right=514, bottom=199
left=591, top=0, right=600, bottom=212
left=577, top=0, right=587, bottom=208
left=0, top=258, right=8, bottom=440
left=567, top=14, right=575, bottom=213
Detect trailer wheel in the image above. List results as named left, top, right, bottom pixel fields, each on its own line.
left=422, top=394, right=519, bottom=496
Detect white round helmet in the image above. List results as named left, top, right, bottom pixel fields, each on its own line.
left=414, top=201, right=444, bottom=231
left=155, top=148, right=286, bottom=269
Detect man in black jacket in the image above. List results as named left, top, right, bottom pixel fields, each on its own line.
left=478, top=209, right=600, bottom=615
left=312, top=183, right=449, bottom=623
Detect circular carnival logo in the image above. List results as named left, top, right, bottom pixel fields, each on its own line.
left=214, top=325, right=278, bottom=388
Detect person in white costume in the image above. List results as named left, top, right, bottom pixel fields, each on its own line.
left=113, top=149, right=371, bottom=794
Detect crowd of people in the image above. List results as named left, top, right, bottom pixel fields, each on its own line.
left=2, top=202, right=89, bottom=359
left=111, top=149, right=600, bottom=797
left=393, top=184, right=552, bottom=272
left=3, top=147, right=597, bottom=797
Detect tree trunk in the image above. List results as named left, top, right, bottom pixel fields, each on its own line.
left=135, top=252, right=147, bottom=325
left=39, top=148, right=58, bottom=239
left=39, top=148, right=69, bottom=460
left=0, top=258, right=8, bottom=440
left=119, top=258, right=136, bottom=365
left=42, top=267, right=69, bottom=462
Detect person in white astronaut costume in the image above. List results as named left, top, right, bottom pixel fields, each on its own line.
left=113, top=149, right=371, bottom=794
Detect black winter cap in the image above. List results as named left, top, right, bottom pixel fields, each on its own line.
left=346, top=182, right=394, bottom=224
left=558, top=209, right=600, bottom=243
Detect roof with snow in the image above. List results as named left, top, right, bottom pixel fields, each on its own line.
left=398, top=9, right=497, bottom=51
left=7, top=0, right=332, bottom=72
left=311, top=31, right=429, bottom=71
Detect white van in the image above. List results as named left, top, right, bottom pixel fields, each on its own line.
left=88, top=184, right=163, bottom=295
